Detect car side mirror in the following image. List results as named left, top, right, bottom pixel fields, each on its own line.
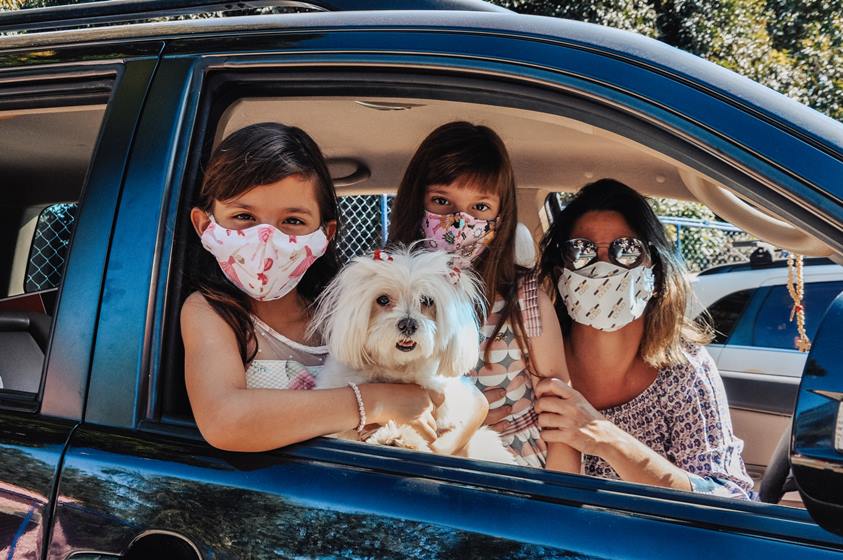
left=791, top=290, right=843, bottom=536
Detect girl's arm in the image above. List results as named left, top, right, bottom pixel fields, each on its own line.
left=182, top=293, right=436, bottom=452
left=528, top=290, right=582, bottom=474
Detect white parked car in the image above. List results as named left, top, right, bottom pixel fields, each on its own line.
left=691, top=257, right=843, bottom=486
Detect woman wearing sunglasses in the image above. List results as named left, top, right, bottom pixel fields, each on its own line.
left=535, top=178, right=755, bottom=499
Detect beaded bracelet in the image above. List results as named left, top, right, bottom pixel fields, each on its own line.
left=347, top=382, right=366, bottom=433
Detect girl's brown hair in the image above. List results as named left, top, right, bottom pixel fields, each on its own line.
left=538, top=178, right=712, bottom=367
left=388, top=121, right=531, bottom=363
left=189, top=122, right=341, bottom=364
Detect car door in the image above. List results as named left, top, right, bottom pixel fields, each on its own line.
left=46, top=15, right=843, bottom=558
left=0, top=41, right=161, bottom=559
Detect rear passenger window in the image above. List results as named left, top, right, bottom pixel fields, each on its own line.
left=752, top=281, right=843, bottom=350
left=706, top=288, right=755, bottom=344
left=0, top=87, right=110, bottom=399
left=25, top=203, right=79, bottom=293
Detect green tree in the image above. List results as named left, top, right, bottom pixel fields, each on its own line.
left=493, top=0, right=843, bottom=121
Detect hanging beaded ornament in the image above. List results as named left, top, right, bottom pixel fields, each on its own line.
left=786, top=254, right=812, bottom=353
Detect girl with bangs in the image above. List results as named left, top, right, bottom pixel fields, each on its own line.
left=390, top=121, right=579, bottom=471
left=182, top=123, right=440, bottom=452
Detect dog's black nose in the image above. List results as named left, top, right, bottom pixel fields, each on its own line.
left=397, top=317, right=418, bottom=336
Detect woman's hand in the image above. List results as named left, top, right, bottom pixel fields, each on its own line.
left=362, top=383, right=438, bottom=441
left=533, top=377, right=617, bottom=456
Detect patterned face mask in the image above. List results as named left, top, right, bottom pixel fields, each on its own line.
left=557, top=260, right=655, bottom=332
left=200, top=215, right=328, bottom=301
left=420, top=209, right=496, bottom=267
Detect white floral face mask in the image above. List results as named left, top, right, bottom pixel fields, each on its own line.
left=200, top=215, right=328, bottom=301
left=557, top=261, right=655, bottom=332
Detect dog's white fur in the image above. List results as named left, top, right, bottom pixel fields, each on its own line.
left=310, top=245, right=515, bottom=464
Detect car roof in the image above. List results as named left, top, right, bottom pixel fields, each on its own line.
left=2, top=10, right=842, bottom=168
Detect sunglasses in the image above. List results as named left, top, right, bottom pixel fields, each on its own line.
left=561, top=237, right=651, bottom=270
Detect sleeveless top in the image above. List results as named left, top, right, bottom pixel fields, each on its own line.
left=469, top=273, right=545, bottom=468
left=244, top=315, right=328, bottom=390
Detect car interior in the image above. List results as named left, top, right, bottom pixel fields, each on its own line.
left=0, top=102, right=106, bottom=402
left=2, top=78, right=841, bottom=507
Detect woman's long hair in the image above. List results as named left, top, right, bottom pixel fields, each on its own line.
left=186, top=122, right=341, bottom=364
left=388, top=121, right=531, bottom=365
left=538, top=178, right=712, bottom=367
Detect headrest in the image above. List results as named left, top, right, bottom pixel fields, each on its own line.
left=514, top=223, right=537, bottom=268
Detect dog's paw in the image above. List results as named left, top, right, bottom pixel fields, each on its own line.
left=435, top=416, right=457, bottom=432
left=365, top=421, right=403, bottom=446
left=365, top=422, right=432, bottom=452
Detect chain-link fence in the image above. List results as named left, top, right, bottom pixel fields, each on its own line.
left=660, top=216, right=764, bottom=273
left=336, top=194, right=393, bottom=263
left=25, top=202, right=77, bottom=293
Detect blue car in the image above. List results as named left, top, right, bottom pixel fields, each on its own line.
left=0, top=1, right=842, bottom=558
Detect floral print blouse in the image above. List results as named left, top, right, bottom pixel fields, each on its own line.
left=584, top=343, right=757, bottom=500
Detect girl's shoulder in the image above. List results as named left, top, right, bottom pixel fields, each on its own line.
left=181, top=291, right=213, bottom=321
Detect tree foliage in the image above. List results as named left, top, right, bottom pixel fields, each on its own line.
left=494, top=0, right=843, bottom=121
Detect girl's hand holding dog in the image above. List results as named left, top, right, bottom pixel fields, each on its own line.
left=361, top=383, right=439, bottom=441
left=534, top=377, right=614, bottom=456
left=429, top=379, right=489, bottom=455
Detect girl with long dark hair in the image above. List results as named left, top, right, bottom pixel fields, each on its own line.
left=182, top=123, right=439, bottom=451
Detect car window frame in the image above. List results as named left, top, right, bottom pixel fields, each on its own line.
left=0, top=66, right=119, bottom=414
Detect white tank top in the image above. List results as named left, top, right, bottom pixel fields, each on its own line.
left=245, top=315, right=328, bottom=390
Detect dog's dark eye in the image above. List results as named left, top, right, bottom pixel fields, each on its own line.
left=420, top=296, right=434, bottom=307
left=376, top=295, right=390, bottom=306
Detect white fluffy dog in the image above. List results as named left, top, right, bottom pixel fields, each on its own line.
left=310, top=245, right=515, bottom=464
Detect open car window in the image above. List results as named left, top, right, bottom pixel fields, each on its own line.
left=0, top=98, right=108, bottom=404
left=152, top=70, right=842, bottom=516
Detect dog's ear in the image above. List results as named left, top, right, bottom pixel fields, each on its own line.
left=439, top=315, right=481, bottom=378
left=309, top=259, right=374, bottom=370
left=438, top=266, right=484, bottom=377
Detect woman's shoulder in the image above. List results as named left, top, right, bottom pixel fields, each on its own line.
left=183, top=290, right=210, bottom=309
left=658, top=342, right=724, bottom=403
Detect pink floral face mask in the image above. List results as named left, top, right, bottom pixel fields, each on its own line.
left=420, top=209, right=496, bottom=267
left=200, top=215, right=329, bottom=301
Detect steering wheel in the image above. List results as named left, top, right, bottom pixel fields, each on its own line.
left=759, top=425, right=797, bottom=503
